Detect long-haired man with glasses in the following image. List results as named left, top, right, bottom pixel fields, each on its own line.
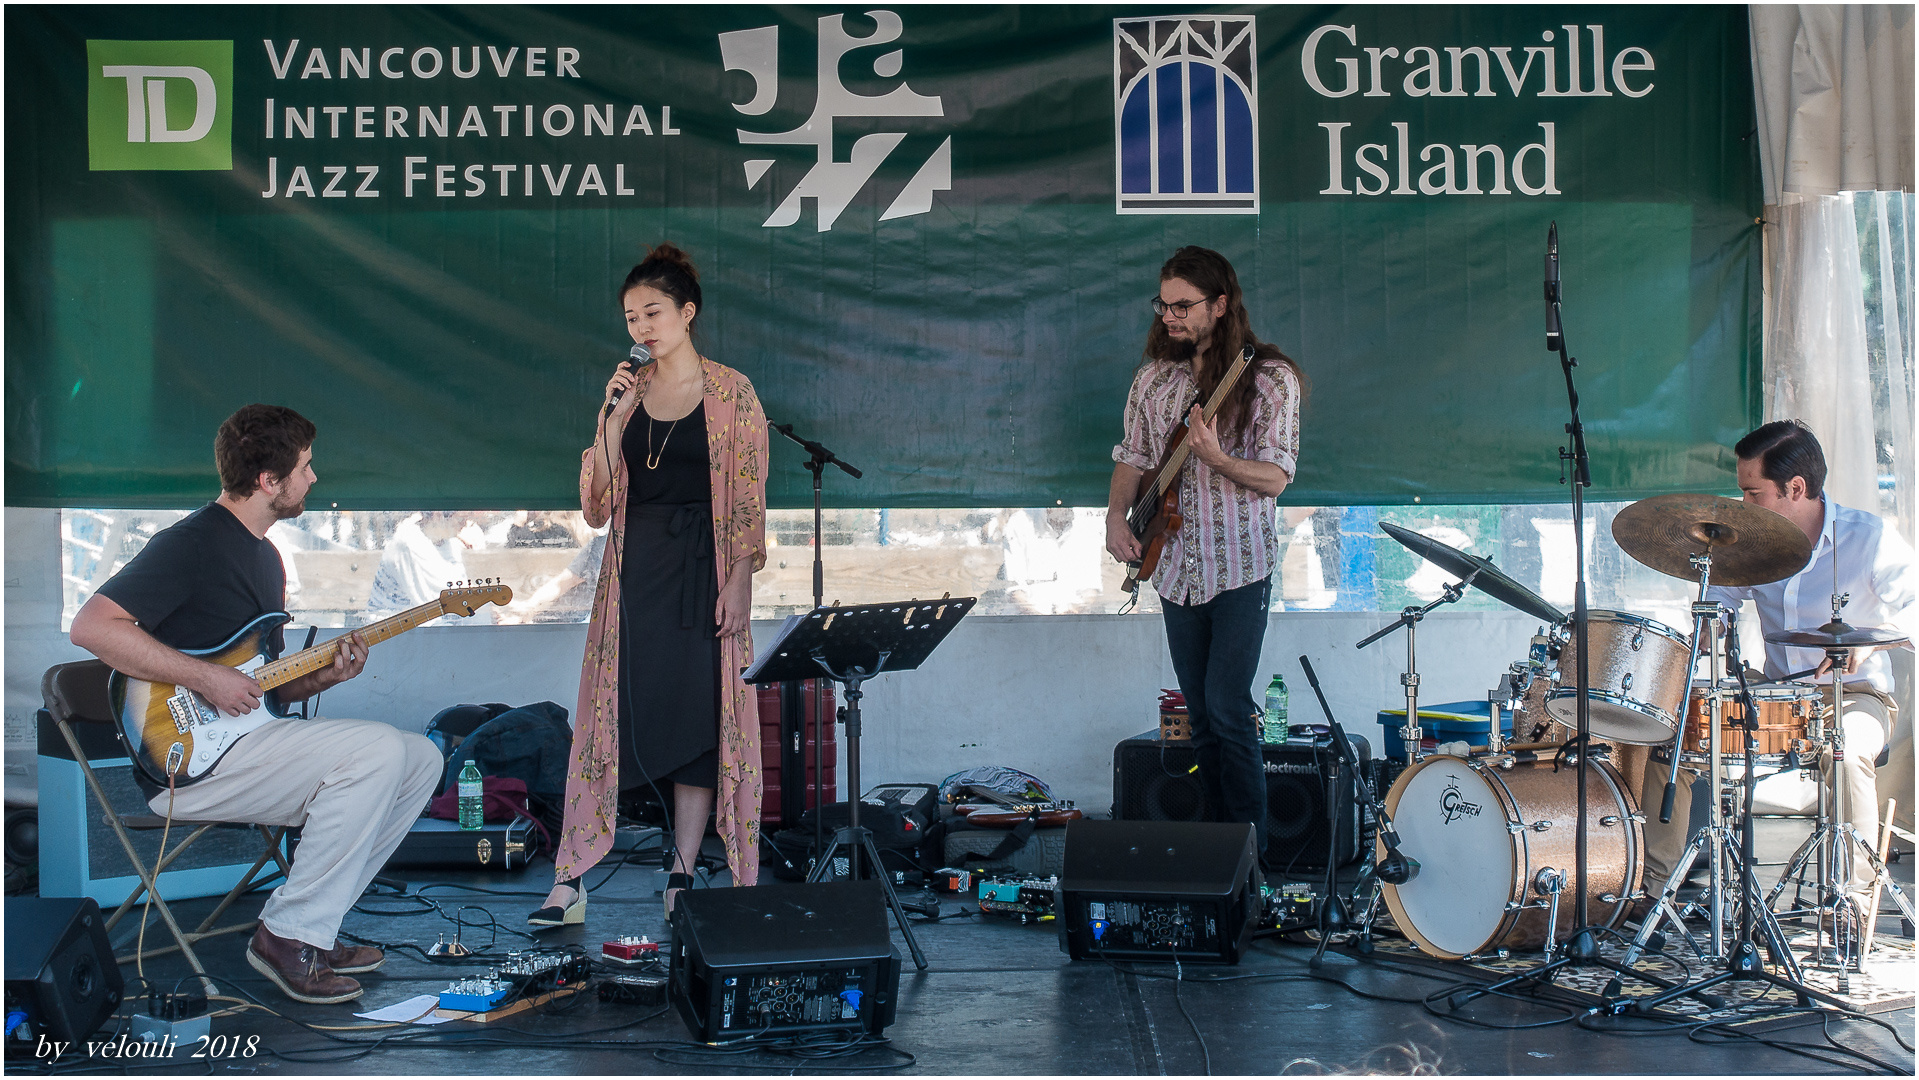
left=1106, top=246, right=1306, bottom=863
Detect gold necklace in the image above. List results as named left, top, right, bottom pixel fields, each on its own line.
left=643, top=412, right=680, bottom=470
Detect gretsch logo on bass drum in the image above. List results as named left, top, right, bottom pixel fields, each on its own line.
left=1439, top=778, right=1483, bottom=824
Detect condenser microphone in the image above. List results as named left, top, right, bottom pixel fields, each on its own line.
left=1545, top=222, right=1563, bottom=352
left=604, top=343, right=653, bottom=416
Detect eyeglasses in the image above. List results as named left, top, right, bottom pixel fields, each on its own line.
left=1151, top=296, right=1216, bottom=319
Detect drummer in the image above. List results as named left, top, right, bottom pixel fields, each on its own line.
left=1693, top=420, right=1915, bottom=911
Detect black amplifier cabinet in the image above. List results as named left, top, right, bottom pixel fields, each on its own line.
left=668, top=880, right=899, bottom=1042
left=1112, top=732, right=1369, bottom=870
left=1058, top=819, right=1260, bottom=965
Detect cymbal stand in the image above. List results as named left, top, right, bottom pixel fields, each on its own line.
left=1612, top=658, right=1849, bottom=1014
left=1356, top=568, right=1481, bottom=767
left=1623, top=606, right=1800, bottom=981
left=1765, top=633, right=1917, bottom=977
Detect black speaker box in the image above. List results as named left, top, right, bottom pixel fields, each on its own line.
left=1111, top=732, right=1369, bottom=870
left=4, top=897, right=124, bottom=1046
left=668, top=880, right=899, bottom=1042
left=1058, top=819, right=1260, bottom=964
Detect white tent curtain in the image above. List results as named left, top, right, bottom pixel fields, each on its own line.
left=1749, top=4, right=1914, bottom=538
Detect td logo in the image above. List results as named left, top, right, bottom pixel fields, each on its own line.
left=87, top=40, right=232, bottom=170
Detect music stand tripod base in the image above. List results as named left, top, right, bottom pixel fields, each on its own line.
left=744, top=597, right=977, bottom=972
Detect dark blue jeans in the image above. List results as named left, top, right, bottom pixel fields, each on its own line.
left=1161, top=576, right=1271, bottom=858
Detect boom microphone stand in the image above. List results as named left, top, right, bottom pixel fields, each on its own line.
left=771, top=420, right=862, bottom=861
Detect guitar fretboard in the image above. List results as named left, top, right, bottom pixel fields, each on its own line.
left=1132, top=348, right=1257, bottom=522
left=250, top=600, right=449, bottom=690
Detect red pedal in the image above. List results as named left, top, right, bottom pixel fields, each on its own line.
left=602, top=936, right=660, bottom=964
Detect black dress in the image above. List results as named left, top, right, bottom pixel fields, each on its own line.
left=615, top=401, right=721, bottom=791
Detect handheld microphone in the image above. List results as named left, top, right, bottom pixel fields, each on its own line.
left=604, top=343, right=653, bottom=416
left=1544, top=222, right=1562, bottom=352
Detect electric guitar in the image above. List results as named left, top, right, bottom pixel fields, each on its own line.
left=952, top=784, right=1083, bottom=828
left=110, top=584, right=511, bottom=787
left=1121, top=345, right=1258, bottom=597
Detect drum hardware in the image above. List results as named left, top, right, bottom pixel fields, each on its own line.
left=1612, top=654, right=1852, bottom=1015
left=1760, top=610, right=1915, bottom=977
left=1355, top=561, right=1484, bottom=767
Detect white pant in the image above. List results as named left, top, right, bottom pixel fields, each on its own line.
left=146, top=718, right=441, bottom=949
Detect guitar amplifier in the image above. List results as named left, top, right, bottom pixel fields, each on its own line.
left=37, top=711, right=287, bottom=906
left=1111, top=732, right=1368, bottom=871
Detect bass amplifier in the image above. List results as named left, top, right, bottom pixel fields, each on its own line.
left=1111, top=732, right=1369, bottom=870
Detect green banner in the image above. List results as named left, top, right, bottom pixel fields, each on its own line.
left=5, top=5, right=1759, bottom=510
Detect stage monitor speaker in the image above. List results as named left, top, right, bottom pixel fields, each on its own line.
left=668, top=880, right=899, bottom=1042
left=4, top=897, right=123, bottom=1045
left=1057, top=819, right=1259, bottom=964
left=1111, top=732, right=1368, bottom=870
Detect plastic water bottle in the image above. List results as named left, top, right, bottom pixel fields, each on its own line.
left=457, top=759, right=484, bottom=830
left=1263, top=675, right=1289, bottom=744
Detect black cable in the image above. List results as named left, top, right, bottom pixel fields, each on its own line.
left=1167, top=953, right=1212, bottom=1077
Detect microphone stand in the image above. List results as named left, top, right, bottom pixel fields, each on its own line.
left=1455, top=223, right=1673, bottom=1005
left=770, top=420, right=862, bottom=865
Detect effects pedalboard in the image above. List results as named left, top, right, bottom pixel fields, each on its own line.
left=435, top=950, right=594, bottom=1013
left=976, top=874, right=1058, bottom=923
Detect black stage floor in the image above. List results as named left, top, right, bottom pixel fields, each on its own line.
left=20, top=817, right=1917, bottom=1076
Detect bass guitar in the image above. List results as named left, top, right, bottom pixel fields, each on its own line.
left=1120, top=345, right=1258, bottom=598
left=110, top=584, right=511, bottom=787
left=952, top=784, right=1083, bottom=828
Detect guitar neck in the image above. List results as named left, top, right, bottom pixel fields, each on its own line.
left=250, top=600, right=448, bottom=690
left=1146, top=349, right=1257, bottom=501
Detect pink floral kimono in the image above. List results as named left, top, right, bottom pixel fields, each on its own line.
left=553, top=358, right=768, bottom=886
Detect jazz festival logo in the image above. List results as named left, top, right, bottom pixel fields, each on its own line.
left=1113, top=16, right=1259, bottom=214
left=87, top=40, right=233, bottom=171
left=720, top=11, right=951, bottom=232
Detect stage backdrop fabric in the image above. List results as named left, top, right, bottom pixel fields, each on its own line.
left=5, top=5, right=1759, bottom=510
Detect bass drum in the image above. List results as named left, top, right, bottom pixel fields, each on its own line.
left=1380, top=755, right=1643, bottom=959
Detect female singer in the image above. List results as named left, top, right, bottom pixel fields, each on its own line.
left=531, top=244, right=768, bottom=925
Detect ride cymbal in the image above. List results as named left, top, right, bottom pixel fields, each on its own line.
left=1611, top=494, right=1811, bottom=587
left=1379, top=521, right=1565, bottom=625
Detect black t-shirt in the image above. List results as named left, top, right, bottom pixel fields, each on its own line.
left=95, top=503, right=287, bottom=655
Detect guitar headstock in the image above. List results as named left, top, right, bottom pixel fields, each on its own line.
left=439, top=581, right=514, bottom=616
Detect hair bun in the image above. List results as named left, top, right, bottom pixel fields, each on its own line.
left=642, top=242, right=699, bottom=281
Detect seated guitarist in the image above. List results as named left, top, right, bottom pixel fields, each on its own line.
left=70, top=404, right=441, bottom=1005
left=1105, top=247, right=1305, bottom=865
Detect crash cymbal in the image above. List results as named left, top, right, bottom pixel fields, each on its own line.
left=1380, top=521, right=1566, bottom=625
left=1765, top=620, right=1910, bottom=649
left=1611, top=494, right=1811, bottom=587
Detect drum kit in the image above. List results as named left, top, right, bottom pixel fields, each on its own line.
left=1363, top=495, right=1913, bottom=994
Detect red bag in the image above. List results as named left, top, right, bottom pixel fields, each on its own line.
left=426, top=776, right=552, bottom=853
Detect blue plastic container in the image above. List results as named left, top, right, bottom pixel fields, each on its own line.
left=1375, top=700, right=1512, bottom=759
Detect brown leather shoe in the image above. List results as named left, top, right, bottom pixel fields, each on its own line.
left=246, top=926, right=363, bottom=1004
left=320, top=941, right=385, bottom=975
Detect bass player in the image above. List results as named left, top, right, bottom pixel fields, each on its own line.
left=70, top=404, right=441, bottom=1005
left=1105, top=246, right=1306, bottom=864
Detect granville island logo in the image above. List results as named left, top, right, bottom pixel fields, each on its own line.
left=87, top=40, right=234, bottom=171
left=1113, top=16, right=1259, bottom=214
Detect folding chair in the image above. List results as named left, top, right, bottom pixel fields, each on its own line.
left=39, top=660, right=291, bottom=984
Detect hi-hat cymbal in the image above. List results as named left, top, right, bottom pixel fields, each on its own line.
left=1380, top=521, right=1566, bottom=625
left=1765, top=620, right=1911, bottom=649
left=1611, top=494, right=1811, bottom=587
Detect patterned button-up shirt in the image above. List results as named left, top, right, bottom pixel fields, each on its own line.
left=1113, top=358, right=1301, bottom=606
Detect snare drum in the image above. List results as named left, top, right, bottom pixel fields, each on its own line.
left=1680, top=682, right=1819, bottom=762
left=1546, top=611, right=1693, bottom=745
left=1380, top=754, right=1642, bottom=959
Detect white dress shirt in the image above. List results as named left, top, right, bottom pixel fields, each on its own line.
left=1707, top=499, right=1916, bottom=694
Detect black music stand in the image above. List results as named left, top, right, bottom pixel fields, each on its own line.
left=744, top=597, right=976, bottom=971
